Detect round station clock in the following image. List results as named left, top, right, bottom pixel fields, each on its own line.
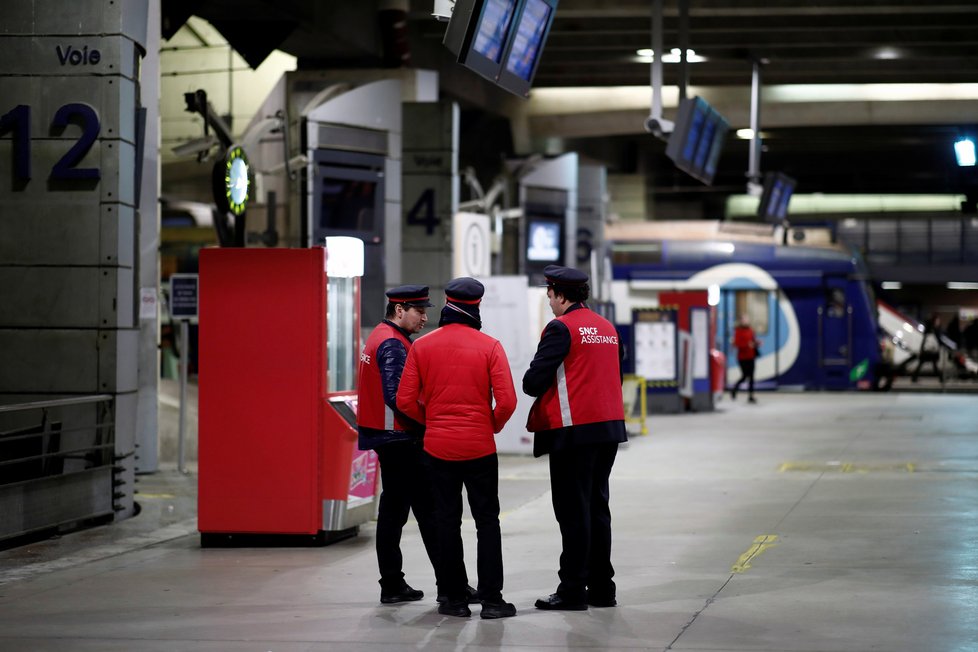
left=212, top=145, right=251, bottom=215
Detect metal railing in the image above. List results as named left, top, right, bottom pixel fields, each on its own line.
left=0, top=395, right=118, bottom=542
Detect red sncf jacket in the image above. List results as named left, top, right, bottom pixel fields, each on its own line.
left=396, top=323, right=517, bottom=461
left=527, top=308, right=624, bottom=432
left=358, top=322, right=412, bottom=432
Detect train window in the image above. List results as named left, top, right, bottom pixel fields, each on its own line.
left=826, top=287, right=847, bottom=318
left=610, top=243, right=663, bottom=265
left=735, top=290, right=769, bottom=334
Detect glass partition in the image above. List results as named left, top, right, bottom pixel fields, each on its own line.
left=325, top=237, right=364, bottom=393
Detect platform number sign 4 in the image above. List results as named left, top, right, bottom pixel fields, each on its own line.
left=407, top=187, right=440, bottom=235
left=1, top=103, right=101, bottom=182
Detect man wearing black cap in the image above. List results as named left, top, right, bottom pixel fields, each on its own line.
left=357, top=285, right=449, bottom=605
left=523, top=265, right=627, bottom=611
left=396, top=277, right=519, bottom=619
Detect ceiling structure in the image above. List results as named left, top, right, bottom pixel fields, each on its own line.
left=164, top=0, right=978, bottom=205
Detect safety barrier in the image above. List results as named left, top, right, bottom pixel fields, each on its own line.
left=622, top=374, right=649, bottom=436
left=0, top=395, right=118, bottom=543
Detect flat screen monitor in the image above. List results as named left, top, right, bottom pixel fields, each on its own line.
left=526, top=218, right=563, bottom=262
left=444, top=0, right=519, bottom=83
left=443, top=0, right=557, bottom=98
left=329, top=396, right=358, bottom=429
left=665, top=96, right=730, bottom=185
left=498, top=0, right=557, bottom=97
left=758, top=172, right=797, bottom=223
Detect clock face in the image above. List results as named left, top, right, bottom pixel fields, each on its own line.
left=224, top=146, right=250, bottom=215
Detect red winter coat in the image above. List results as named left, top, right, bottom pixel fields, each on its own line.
left=733, top=325, right=758, bottom=361
left=396, top=323, right=517, bottom=461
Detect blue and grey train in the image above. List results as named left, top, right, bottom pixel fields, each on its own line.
left=606, top=223, right=881, bottom=391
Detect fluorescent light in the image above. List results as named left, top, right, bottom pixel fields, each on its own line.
left=736, top=128, right=755, bottom=139
left=635, top=48, right=706, bottom=63
left=947, top=281, right=978, bottom=290
left=872, top=47, right=902, bottom=60
left=708, top=284, right=720, bottom=306
left=954, top=138, right=976, bottom=167
left=324, top=236, right=364, bottom=278
left=881, top=281, right=902, bottom=290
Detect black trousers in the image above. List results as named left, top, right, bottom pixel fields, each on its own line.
left=733, top=358, right=756, bottom=397
left=374, top=441, right=440, bottom=592
left=425, top=452, right=503, bottom=603
left=549, top=441, right=619, bottom=602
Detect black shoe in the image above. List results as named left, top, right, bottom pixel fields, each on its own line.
left=437, top=601, right=472, bottom=617
left=534, top=593, right=588, bottom=611
left=730, top=387, right=738, bottom=400
left=748, top=396, right=757, bottom=404
left=480, top=600, right=517, bottom=619
left=587, top=594, right=618, bottom=608
left=380, top=584, right=424, bottom=604
left=437, top=584, right=479, bottom=604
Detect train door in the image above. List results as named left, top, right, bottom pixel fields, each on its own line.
left=818, top=276, right=852, bottom=388
left=720, top=288, right=777, bottom=388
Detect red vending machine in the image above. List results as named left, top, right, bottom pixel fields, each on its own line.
left=197, top=241, right=378, bottom=545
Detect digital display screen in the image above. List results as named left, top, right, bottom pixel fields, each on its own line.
left=704, top=123, right=727, bottom=179
left=692, top=112, right=718, bottom=171
left=680, top=100, right=707, bottom=163
left=771, top=179, right=793, bottom=218
left=472, top=0, right=517, bottom=63
left=666, top=96, right=729, bottom=185
left=505, top=0, right=552, bottom=81
left=319, top=178, right=376, bottom=231
left=527, top=219, right=561, bottom=262
left=330, top=397, right=358, bottom=429
left=759, top=172, right=796, bottom=222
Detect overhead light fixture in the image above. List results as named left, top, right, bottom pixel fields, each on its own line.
left=872, top=47, right=902, bottom=60
left=947, top=281, right=978, bottom=290
left=954, top=137, right=976, bottom=166
left=736, top=128, right=755, bottom=139
left=636, top=48, right=705, bottom=63
left=881, top=281, right=902, bottom=290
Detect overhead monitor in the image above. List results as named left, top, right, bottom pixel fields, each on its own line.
left=442, top=0, right=558, bottom=98
left=757, top=172, right=797, bottom=223
left=664, top=96, right=730, bottom=185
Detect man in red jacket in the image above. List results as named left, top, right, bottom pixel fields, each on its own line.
left=396, top=277, right=518, bottom=619
left=524, top=265, right=627, bottom=611
left=357, top=285, right=440, bottom=604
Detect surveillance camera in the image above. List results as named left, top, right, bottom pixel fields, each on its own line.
left=644, top=116, right=674, bottom=139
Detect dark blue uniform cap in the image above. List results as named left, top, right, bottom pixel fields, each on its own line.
left=445, top=277, right=485, bottom=304
left=386, top=284, right=434, bottom=307
left=543, top=265, right=589, bottom=286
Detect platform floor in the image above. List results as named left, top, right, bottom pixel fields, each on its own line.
left=2, top=391, right=977, bottom=651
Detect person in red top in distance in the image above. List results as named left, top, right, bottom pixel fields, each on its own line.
left=396, top=277, right=518, bottom=620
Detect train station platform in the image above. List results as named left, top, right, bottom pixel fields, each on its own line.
left=1, top=390, right=976, bottom=651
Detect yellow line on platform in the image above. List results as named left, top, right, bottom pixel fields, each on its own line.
left=137, top=493, right=176, bottom=499
left=778, top=462, right=916, bottom=473
left=731, top=534, right=779, bottom=573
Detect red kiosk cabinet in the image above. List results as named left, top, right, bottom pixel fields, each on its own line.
left=197, top=244, right=377, bottom=544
